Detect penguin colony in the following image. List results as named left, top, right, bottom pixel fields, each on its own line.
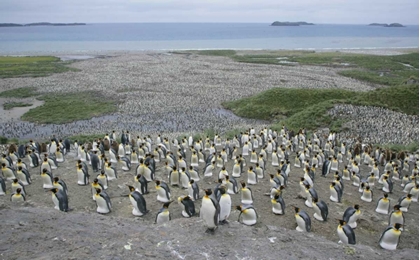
left=0, top=128, right=418, bottom=250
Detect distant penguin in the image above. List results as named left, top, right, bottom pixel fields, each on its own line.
left=361, top=186, right=373, bottom=202
left=409, top=184, right=419, bottom=202
left=321, top=157, right=331, bottom=177
left=236, top=204, right=258, bottom=226
left=12, top=178, right=27, bottom=196
left=117, top=156, right=131, bottom=171
left=247, top=166, right=258, bottom=185
left=16, top=166, right=31, bottom=185
left=389, top=205, right=404, bottom=228
left=127, top=185, right=149, bottom=216
left=41, top=168, right=54, bottom=189
left=225, top=175, right=239, bottom=195
left=91, top=179, right=104, bottom=200
left=155, top=201, right=172, bottom=224
left=97, top=171, right=108, bottom=190
left=343, top=205, right=361, bottom=229
left=218, top=186, right=231, bottom=224
left=51, top=188, right=68, bottom=212
left=330, top=182, right=342, bottom=203
left=1, top=163, right=15, bottom=181
left=397, top=194, right=412, bottom=212
left=337, top=220, right=356, bottom=245
left=240, top=181, right=253, bottom=204
left=188, top=179, right=199, bottom=201
left=169, top=166, right=180, bottom=186
left=382, top=176, right=393, bottom=193
left=271, top=193, right=286, bottom=215
left=53, top=177, right=68, bottom=195
left=134, top=174, right=148, bottom=194
left=11, top=188, right=25, bottom=202
left=155, top=180, right=171, bottom=203
left=90, top=151, right=100, bottom=172
left=94, top=188, right=112, bottom=214
left=294, top=207, right=311, bottom=232
left=0, top=177, right=6, bottom=195
left=77, top=164, right=89, bottom=186
left=379, top=223, right=403, bottom=250
left=200, top=189, right=220, bottom=233
left=312, top=198, right=328, bottom=222
left=105, top=162, right=118, bottom=180
left=179, top=167, right=191, bottom=189
left=178, top=195, right=196, bottom=218
left=376, top=193, right=391, bottom=214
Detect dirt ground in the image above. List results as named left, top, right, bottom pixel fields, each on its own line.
left=0, top=138, right=418, bottom=259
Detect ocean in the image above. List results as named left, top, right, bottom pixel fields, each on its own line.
left=0, top=23, right=418, bottom=54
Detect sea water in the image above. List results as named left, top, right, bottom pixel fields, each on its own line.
left=0, top=23, right=418, bottom=54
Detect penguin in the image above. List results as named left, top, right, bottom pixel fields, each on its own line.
left=10, top=178, right=25, bottom=196
left=312, top=198, right=328, bottom=222
left=379, top=223, right=403, bottom=250
left=155, top=180, right=171, bottom=203
left=90, top=151, right=100, bottom=172
left=247, top=166, right=258, bottom=185
left=361, top=186, right=373, bottom=202
left=117, top=156, right=131, bottom=171
left=77, top=164, right=89, bottom=186
left=16, top=158, right=27, bottom=170
left=0, top=177, right=6, bottom=196
left=179, top=167, right=191, bottom=189
left=97, top=170, right=109, bottom=190
left=178, top=195, right=196, bottom=218
left=382, top=176, right=393, bottom=193
left=41, top=168, right=54, bottom=189
left=236, top=204, right=258, bottom=226
left=232, top=160, right=242, bottom=178
left=342, top=166, right=350, bottom=180
left=1, top=163, right=15, bottom=181
left=218, top=186, right=231, bottom=224
left=329, top=182, right=342, bottom=203
left=409, top=184, right=419, bottom=202
left=304, top=184, right=318, bottom=208
left=11, top=188, right=25, bottom=202
left=188, top=179, right=199, bottom=201
left=91, top=179, right=104, bottom=200
left=397, top=194, right=412, bottom=212
left=294, top=207, right=311, bottom=232
left=376, top=193, right=391, bottom=214
left=51, top=188, right=68, bottom=212
left=225, top=175, right=239, bottom=195
left=200, top=189, right=220, bottom=233
left=321, top=157, right=331, bottom=177
left=343, top=205, right=361, bottom=229
left=53, top=177, right=68, bottom=195
left=16, top=166, right=31, bottom=185
left=240, top=181, right=253, bottom=204
left=127, top=185, right=149, bottom=216
left=27, top=150, right=39, bottom=168
left=203, top=161, right=215, bottom=177
left=94, top=188, right=112, bottom=214
left=169, top=166, right=180, bottom=186
left=105, top=162, right=118, bottom=180
left=55, top=147, right=65, bottom=163
left=134, top=174, right=148, bottom=194
left=271, top=193, right=286, bottom=215
left=337, top=220, right=356, bottom=245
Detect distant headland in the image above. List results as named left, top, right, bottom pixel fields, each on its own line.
left=368, top=23, right=404, bottom=27
left=0, top=22, right=86, bottom=27
left=271, top=21, right=315, bottom=26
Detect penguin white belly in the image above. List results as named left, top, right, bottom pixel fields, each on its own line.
left=170, top=173, right=179, bottom=186
left=337, top=227, right=349, bottom=244
left=204, top=166, right=213, bottom=177
left=389, top=214, right=404, bottom=226
left=52, top=194, right=60, bottom=210
left=180, top=175, right=189, bottom=188
left=105, top=168, right=116, bottom=180
left=191, top=156, right=199, bottom=167
left=295, top=215, right=306, bottom=232
left=375, top=200, right=390, bottom=214
left=156, top=188, right=170, bottom=203
left=232, top=165, right=241, bottom=177
left=200, top=198, right=217, bottom=229
left=48, top=159, right=57, bottom=170
left=130, top=196, right=144, bottom=216
left=156, top=211, right=170, bottom=224
left=272, top=202, right=284, bottom=215
left=42, top=175, right=54, bottom=189
left=329, top=188, right=338, bottom=202
left=305, top=192, right=313, bottom=208
left=247, top=173, right=257, bottom=185
left=347, top=213, right=360, bottom=228
left=190, top=171, right=199, bottom=182
left=95, top=196, right=110, bottom=214
left=361, top=191, right=372, bottom=202
left=17, top=172, right=29, bottom=185
left=240, top=210, right=257, bottom=226
left=77, top=170, right=87, bottom=185
left=226, top=182, right=235, bottom=194
left=379, top=230, right=400, bottom=250
left=98, top=178, right=108, bottom=189
left=219, top=195, right=231, bottom=221
left=313, top=205, right=323, bottom=221
left=4, top=169, right=15, bottom=180
left=121, top=162, right=129, bottom=171
left=241, top=189, right=253, bottom=204
left=143, top=168, right=152, bottom=182
left=399, top=200, right=411, bottom=212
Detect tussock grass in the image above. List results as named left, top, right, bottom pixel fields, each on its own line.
left=3, top=102, right=33, bottom=110
left=0, top=87, right=38, bottom=98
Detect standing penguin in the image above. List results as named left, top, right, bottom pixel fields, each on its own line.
left=218, top=186, right=231, bottom=224
left=134, top=174, right=148, bottom=195
left=11, top=188, right=25, bottom=202
left=225, top=176, right=239, bottom=195
left=271, top=193, right=286, bottom=215
left=97, top=171, right=109, bottom=190
left=200, top=189, right=220, bottom=233
left=11, top=179, right=26, bottom=196
left=127, top=185, right=149, bottom=216
left=337, top=220, right=356, bottom=245
left=343, top=205, right=361, bottom=229
left=240, top=181, right=253, bottom=204
left=379, top=223, right=403, bottom=250
left=155, top=180, right=171, bottom=203
left=361, top=186, right=373, bottom=202
left=155, top=201, right=172, bottom=223
left=375, top=193, right=391, bottom=214
left=77, top=164, right=89, bottom=186
left=294, top=207, right=311, bottom=232
left=188, top=179, right=199, bottom=201
left=94, top=188, right=112, bottom=214
left=330, top=182, right=342, bottom=203
left=91, top=179, right=104, bottom=201
left=321, top=157, right=331, bottom=177
left=0, top=177, right=6, bottom=196
left=16, top=166, right=31, bottom=185
left=51, top=188, right=68, bottom=212
left=236, top=204, right=258, bottom=226
left=397, top=194, right=412, bottom=212
left=389, top=205, right=404, bottom=227
left=312, top=198, right=328, bottom=222
left=53, top=177, right=68, bottom=195
left=178, top=196, right=196, bottom=218
left=41, top=168, right=54, bottom=189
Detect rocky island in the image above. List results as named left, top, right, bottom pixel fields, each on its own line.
left=368, top=23, right=404, bottom=27
left=271, top=21, right=315, bottom=26
left=0, top=22, right=86, bottom=27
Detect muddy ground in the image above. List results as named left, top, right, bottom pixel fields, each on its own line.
left=0, top=141, right=418, bottom=259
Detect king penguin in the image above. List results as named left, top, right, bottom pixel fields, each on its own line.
left=188, top=179, right=199, bottom=201
left=94, top=188, right=112, bottom=214
left=337, top=219, right=356, bottom=245
left=218, top=186, right=231, bottom=224
left=312, top=198, right=328, bottom=221
left=375, top=193, right=391, bottom=215
left=53, top=177, right=68, bottom=195
left=41, top=168, right=54, bottom=189
left=127, top=185, right=149, bottom=216
left=236, top=204, right=258, bottom=226
left=343, top=205, right=361, bottom=229
left=11, top=188, right=25, bottom=202
left=240, top=181, right=253, bottom=204
left=155, top=180, right=171, bottom=203
left=178, top=195, right=196, bottom=218
left=16, top=166, right=31, bottom=185
left=379, top=223, right=403, bottom=250
left=389, top=205, right=404, bottom=227
left=294, top=207, right=311, bottom=232
left=397, top=194, right=412, bottom=212
left=200, top=189, right=220, bottom=233
left=271, top=193, right=286, bottom=215
left=51, top=188, right=69, bottom=212
left=0, top=177, right=6, bottom=196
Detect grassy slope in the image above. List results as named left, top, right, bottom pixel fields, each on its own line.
left=3, top=102, right=32, bottom=110
left=0, top=56, right=78, bottom=78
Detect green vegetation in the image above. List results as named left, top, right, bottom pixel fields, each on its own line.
left=21, top=92, right=117, bottom=124
left=3, top=102, right=33, bottom=110
left=376, top=142, right=419, bottom=153
left=67, top=133, right=105, bottom=144
left=0, top=56, right=78, bottom=78
left=0, top=87, right=38, bottom=98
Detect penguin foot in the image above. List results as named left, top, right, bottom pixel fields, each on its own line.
left=205, top=228, right=216, bottom=234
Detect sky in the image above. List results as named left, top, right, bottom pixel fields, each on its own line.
left=1, top=0, right=419, bottom=25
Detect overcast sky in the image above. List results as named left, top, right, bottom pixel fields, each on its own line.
left=1, top=0, right=418, bottom=24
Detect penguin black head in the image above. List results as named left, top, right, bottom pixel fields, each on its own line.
left=354, top=204, right=360, bottom=210
left=274, top=194, right=280, bottom=200
left=393, top=204, right=401, bottom=210
left=240, top=181, right=246, bottom=188
left=338, top=219, right=346, bottom=226
left=13, top=179, right=18, bottom=183
left=305, top=184, right=311, bottom=190
left=78, top=164, right=83, bottom=169
left=189, top=179, right=194, bottom=184
left=294, top=207, right=300, bottom=213
left=93, top=178, right=99, bottom=184
left=313, top=197, right=318, bottom=203
left=204, top=189, right=212, bottom=196
left=155, top=180, right=161, bottom=185
left=50, top=188, right=58, bottom=193
left=218, top=179, right=222, bottom=184
left=394, top=223, right=403, bottom=230
left=407, top=194, right=412, bottom=199
left=331, top=182, right=336, bottom=187
left=127, top=185, right=135, bottom=192
left=43, top=158, right=48, bottom=162
left=235, top=205, right=243, bottom=211
left=53, top=177, right=59, bottom=182
left=101, top=170, right=105, bottom=175
left=42, top=168, right=48, bottom=173
left=95, top=188, right=102, bottom=194
left=365, top=186, right=370, bottom=191
left=163, top=201, right=172, bottom=208
left=15, top=188, right=21, bottom=193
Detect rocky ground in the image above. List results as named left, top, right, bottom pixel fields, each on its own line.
left=0, top=140, right=418, bottom=259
